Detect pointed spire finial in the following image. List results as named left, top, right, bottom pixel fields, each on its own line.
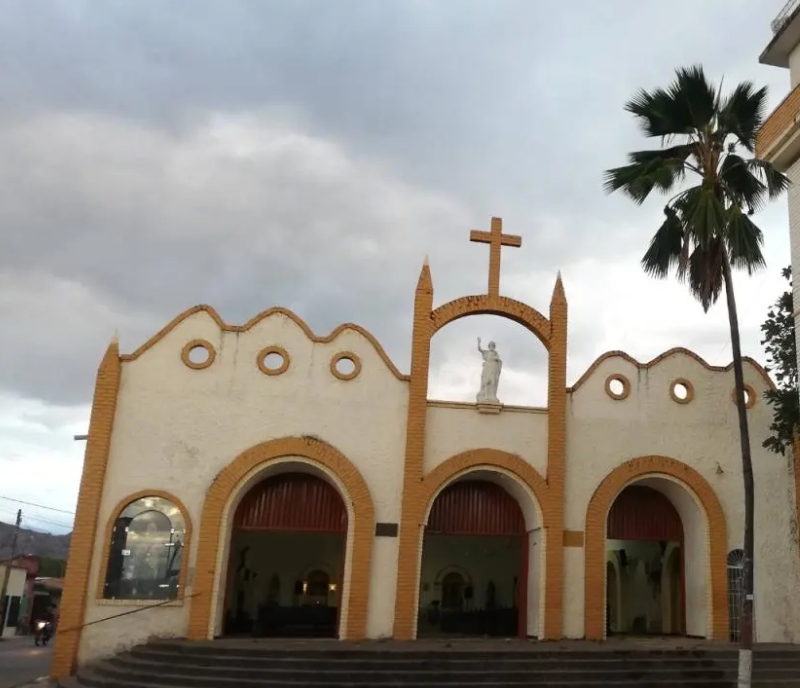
left=416, top=256, right=433, bottom=295
left=551, top=270, right=566, bottom=303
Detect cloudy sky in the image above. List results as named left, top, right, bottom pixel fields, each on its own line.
left=0, top=0, right=794, bottom=535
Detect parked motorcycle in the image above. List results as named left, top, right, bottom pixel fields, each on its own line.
left=33, top=619, right=53, bottom=646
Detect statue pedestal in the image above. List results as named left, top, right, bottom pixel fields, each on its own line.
left=476, top=401, right=503, bottom=415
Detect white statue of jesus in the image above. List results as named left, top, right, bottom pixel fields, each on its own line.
left=476, top=337, right=502, bottom=404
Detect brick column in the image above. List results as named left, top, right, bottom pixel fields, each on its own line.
left=543, top=275, right=567, bottom=639
left=51, top=339, right=121, bottom=679
left=393, top=261, right=433, bottom=639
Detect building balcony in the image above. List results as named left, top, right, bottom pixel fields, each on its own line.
left=756, top=83, right=800, bottom=170
left=762, top=0, right=800, bottom=67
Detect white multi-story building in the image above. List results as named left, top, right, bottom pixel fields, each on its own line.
left=758, top=2, right=800, bottom=351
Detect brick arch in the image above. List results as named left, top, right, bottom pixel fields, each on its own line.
left=186, top=436, right=375, bottom=641
left=421, top=448, right=552, bottom=528
left=95, top=489, right=193, bottom=601
left=429, top=294, right=551, bottom=349
left=584, top=455, right=728, bottom=640
left=401, top=448, right=555, bottom=638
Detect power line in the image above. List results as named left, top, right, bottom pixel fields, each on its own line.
left=22, top=514, right=73, bottom=530
left=0, top=495, right=75, bottom=516
left=0, top=506, right=73, bottom=531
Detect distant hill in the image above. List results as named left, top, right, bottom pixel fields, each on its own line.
left=0, top=521, right=71, bottom=561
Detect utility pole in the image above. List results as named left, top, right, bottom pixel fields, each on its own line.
left=0, top=509, right=22, bottom=635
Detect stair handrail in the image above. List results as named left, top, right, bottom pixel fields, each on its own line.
left=55, top=590, right=202, bottom=635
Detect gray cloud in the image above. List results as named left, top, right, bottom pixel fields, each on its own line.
left=0, top=0, right=793, bottom=416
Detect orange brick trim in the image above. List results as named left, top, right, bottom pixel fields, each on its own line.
left=430, top=294, right=551, bottom=349
left=186, top=436, right=375, bottom=641
left=730, top=384, right=757, bottom=409
left=330, top=351, right=362, bottom=381
left=50, top=341, right=121, bottom=680
left=420, top=449, right=551, bottom=519
left=394, top=258, right=567, bottom=642
left=757, top=82, right=800, bottom=159
left=604, top=374, right=630, bottom=401
left=583, top=455, right=728, bottom=641
left=180, top=339, right=216, bottom=370
left=119, top=305, right=409, bottom=381
left=256, top=346, right=290, bottom=376
left=569, top=347, right=774, bottom=393
left=545, top=276, right=567, bottom=640
left=670, top=378, right=695, bottom=404
left=94, top=490, right=193, bottom=601
left=563, top=530, right=584, bottom=547
left=393, top=262, right=434, bottom=640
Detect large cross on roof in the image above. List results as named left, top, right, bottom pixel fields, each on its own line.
left=469, top=217, right=522, bottom=296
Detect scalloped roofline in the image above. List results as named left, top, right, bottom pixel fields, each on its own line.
left=119, top=304, right=410, bottom=381
left=567, top=347, right=774, bottom=393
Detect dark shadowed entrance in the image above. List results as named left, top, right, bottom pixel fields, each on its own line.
left=223, top=472, right=346, bottom=638
left=605, top=484, right=685, bottom=636
left=418, top=480, right=528, bottom=638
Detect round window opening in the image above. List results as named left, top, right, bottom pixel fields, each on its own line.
left=188, top=346, right=210, bottom=365
left=331, top=352, right=362, bottom=381
left=605, top=374, right=630, bottom=400
left=257, top=346, right=290, bottom=376
left=181, top=339, right=216, bottom=370
left=264, top=352, right=285, bottom=371
left=731, top=384, right=756, bottom=410
left=670, top=378, right=694, bottom=404
left=336, top=357, right=356, bottom=376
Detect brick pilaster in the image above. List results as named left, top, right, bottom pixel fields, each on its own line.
left=50, top=340, right=121, bottom=679
left=393, top=261, right=433, bottom=639
left=544, top=274, right=567, bottom=639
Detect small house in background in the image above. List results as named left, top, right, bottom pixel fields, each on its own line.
left=0, top=561, right=28, bottom=638
left=33, top=577, right=63, bottom=617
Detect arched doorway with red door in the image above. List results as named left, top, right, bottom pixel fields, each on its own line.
left=605, top=484, right=685, bottom=636
left=417, top=478, right=529, bottom=638
left=222, top=472, right=347, bottom=638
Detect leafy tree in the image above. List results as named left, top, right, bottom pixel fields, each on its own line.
left=761, top=266, right=799, bottom=456
left=603, top=65, right=788, bottom=683
left=37, top=557, right=67, bottom=578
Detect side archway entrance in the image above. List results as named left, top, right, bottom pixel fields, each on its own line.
left=223, top=473, right=347, bottom=638
left=187, top=437, right=375, bottom=641
left=604, top=485, right=685, bottom=636
left=584, top=456, right=728, bottom=641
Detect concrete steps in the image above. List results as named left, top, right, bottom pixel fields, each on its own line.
left=69, top=639, right=800, bottom=687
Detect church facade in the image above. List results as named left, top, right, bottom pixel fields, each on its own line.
left=51, top=219, right=800, bottom=678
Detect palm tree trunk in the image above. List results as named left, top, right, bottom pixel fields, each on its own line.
left=722, top=254, right=755, bottom=688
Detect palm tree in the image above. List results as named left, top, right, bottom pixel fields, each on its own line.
left=603, top=65, right=788, bottom=685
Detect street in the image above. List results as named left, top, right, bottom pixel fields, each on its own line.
left=0, top=637, right=51, bottom=688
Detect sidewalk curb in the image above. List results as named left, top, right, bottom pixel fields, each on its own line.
left=9, top=677, right=53, bottom=688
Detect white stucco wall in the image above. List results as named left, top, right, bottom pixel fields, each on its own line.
left=74, top=304, right=800, bottom=662
left=788, top=162, right=800, bottom=403
left=77, top=308, right=409, bottom=664
left=566, top=350, right=800, bottom=642
left=0, top=566, right=27, bottom=638
left=788, top=44, right=800, bottom=89
left=423, top=403, right=548, bottom=476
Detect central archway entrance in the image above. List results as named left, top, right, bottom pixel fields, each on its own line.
left=605, top=484, right=685, bottom=636
left=223, top=472, right=346, bottom=638
left=418, top=479, right=528, bottom=638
